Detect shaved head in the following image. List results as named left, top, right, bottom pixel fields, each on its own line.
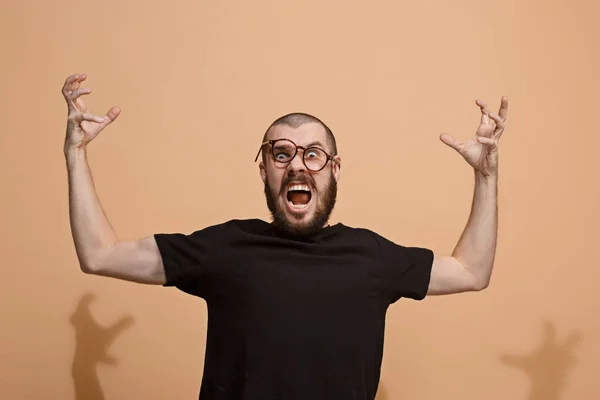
left=261, top=113, right=338, bottom=161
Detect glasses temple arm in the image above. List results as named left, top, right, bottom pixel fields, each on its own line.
left=254, top=141, right=270, bottom=162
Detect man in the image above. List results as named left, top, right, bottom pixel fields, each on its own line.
left=63, top=73, right=508, bottom=400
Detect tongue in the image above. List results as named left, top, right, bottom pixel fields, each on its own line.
left=289, top=192, right=310, bottom=205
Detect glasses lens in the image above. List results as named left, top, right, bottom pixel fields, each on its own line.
left=272, top=140, right=297, bottom=162
left=303, top=147, right=328, bottom=171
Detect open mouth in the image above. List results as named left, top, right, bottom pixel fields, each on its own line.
left=286, top=183, right=312, bottom=210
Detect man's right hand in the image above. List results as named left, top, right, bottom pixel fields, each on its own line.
left=62, top=73, right=121, bottom=153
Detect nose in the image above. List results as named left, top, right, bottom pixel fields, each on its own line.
left=287, top=150, right=306, bottom=175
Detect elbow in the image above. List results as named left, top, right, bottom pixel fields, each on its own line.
left=78, top=246, right=114, bottom=275
left=79, top=256, right=104, bottom=275
left=459, top=258, right=491, bottom=292
left=472, top=276, right=491, bottom=291
left=79, top=262, right=97, bottom=275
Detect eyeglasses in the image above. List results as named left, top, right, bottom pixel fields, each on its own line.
left=254, top=138, right=339, bottom=172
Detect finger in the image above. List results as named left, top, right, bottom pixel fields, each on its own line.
left=489, top=112, right=505, bottom=140
left=67, top=111, right=100, bottom=125
left=475, top=99, right=488, bottom=109
left=489, top=112, right=505, bottom=130
left=62, top=74, right=80, bottom=100
left=97, top=106, right=121, bottom=128
left=69, top=87, right=92, bottom=101
left=104, top=106, right=121, bottom=123
left=62, top=74, right=78, bottom=91
left=73, top=73, right=87, bottom=84
left=68, top=73, right=87, bottom=92
left=62, top=73, right=88, bottom=105
left=81, top=112, right=106, bottom=124
left=477, top=136, right=498, bottom=148
left=498, top=96, right=508, bottom=121
left=62, top=73, right=86, bottom=89
left=476, top=99, right=490, bottom=125
left=439, top=133, right=463, bottom=152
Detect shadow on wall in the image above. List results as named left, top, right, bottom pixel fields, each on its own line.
left=500, top=320, right=583, bottom=400
left=69, top=292, right=134, bottom=400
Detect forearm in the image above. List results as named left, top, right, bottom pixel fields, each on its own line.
left=452, top=171, right=498, bottom=288
left=65, top=148, right=118, bottom=272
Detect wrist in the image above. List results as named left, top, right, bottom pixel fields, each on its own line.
left=64, top=145, right=87, bottom=164
left=475, top=170, right=498, bottom=197
left=475, top=169, right=497, bottom=182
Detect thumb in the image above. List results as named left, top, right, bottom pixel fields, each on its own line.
left=439, top=133, right=461, bottom=152
left=99, top=106, right=121, bottom=128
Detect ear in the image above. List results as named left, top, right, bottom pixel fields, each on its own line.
left=259, top=161, right=267, bottom=183
left=332, top=155, right=341, bottom=182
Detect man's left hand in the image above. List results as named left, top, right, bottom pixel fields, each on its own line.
left=440, top=96, right=508, bottom=177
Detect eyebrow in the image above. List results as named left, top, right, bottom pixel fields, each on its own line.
left=304, top=141, right=325, bottom=149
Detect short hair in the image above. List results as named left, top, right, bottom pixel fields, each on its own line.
left=261, top=113, right=338, bottom=163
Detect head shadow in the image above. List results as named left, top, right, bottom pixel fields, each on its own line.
left=500, top=319, right=584, bottom=400
left=69, top=292, right=134, bottom=400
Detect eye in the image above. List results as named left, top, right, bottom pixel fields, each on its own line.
left=305, top=148, right=327, bottom=160
left=273, top=145, right=295, bottom=161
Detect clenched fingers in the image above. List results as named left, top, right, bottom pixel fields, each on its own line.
left=477, top=136, right=498, bottom=149
left=62, top=73, right=88, bottom=108
left=498, top=96, right=508, bottom=122
left=489, top=112, right=505, bottom=139
left=69, top=88, right=91, bottom=100
left=68, top=111, right=105, bottom=125
left=476, top=99, right=490, bottom=126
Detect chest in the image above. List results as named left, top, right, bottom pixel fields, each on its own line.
left=202, top=243, right=393, bottom=344
left=206, top=244, right=389, bottom=309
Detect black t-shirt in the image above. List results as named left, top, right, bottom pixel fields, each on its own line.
left=154, top=219, right=433, bottom=400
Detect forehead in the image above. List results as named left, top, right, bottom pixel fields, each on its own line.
left=267, top=122, right=329, bottom=148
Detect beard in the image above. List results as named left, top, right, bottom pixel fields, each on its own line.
left=264, top=172, right=337, bottom=238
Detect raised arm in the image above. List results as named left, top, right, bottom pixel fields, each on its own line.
left=63, top=73, right=166, bottom=285
left=427, top=97, right=508, bottom=295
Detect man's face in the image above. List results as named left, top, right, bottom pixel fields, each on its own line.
left=260, top=122, right=341, bottom=237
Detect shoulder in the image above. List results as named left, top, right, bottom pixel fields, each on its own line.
left=327, top=223, right=388, bottom=249
left=154, top=219, right=270, bottom=256
left=186, top=219, right=270, bottom=237
left=336, top=223, right=428, bottom=254
left=156, top=219, right=266, bottom=240
left=333, top=223, right=383, bottom=242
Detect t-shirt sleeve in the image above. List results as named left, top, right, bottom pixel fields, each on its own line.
left=371, top=232, right=434, bottom=303
left=154, top=229, right=218, bottom=298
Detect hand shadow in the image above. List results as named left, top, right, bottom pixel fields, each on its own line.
left=500, top=320, right=583, bottom=400
left=70, top=292, right=134, bottom=400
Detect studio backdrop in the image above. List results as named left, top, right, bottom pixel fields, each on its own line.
left=1, top=0, right=599, bottom=399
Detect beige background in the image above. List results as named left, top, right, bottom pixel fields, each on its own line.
left=1, top=0, right=599, bottom=399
